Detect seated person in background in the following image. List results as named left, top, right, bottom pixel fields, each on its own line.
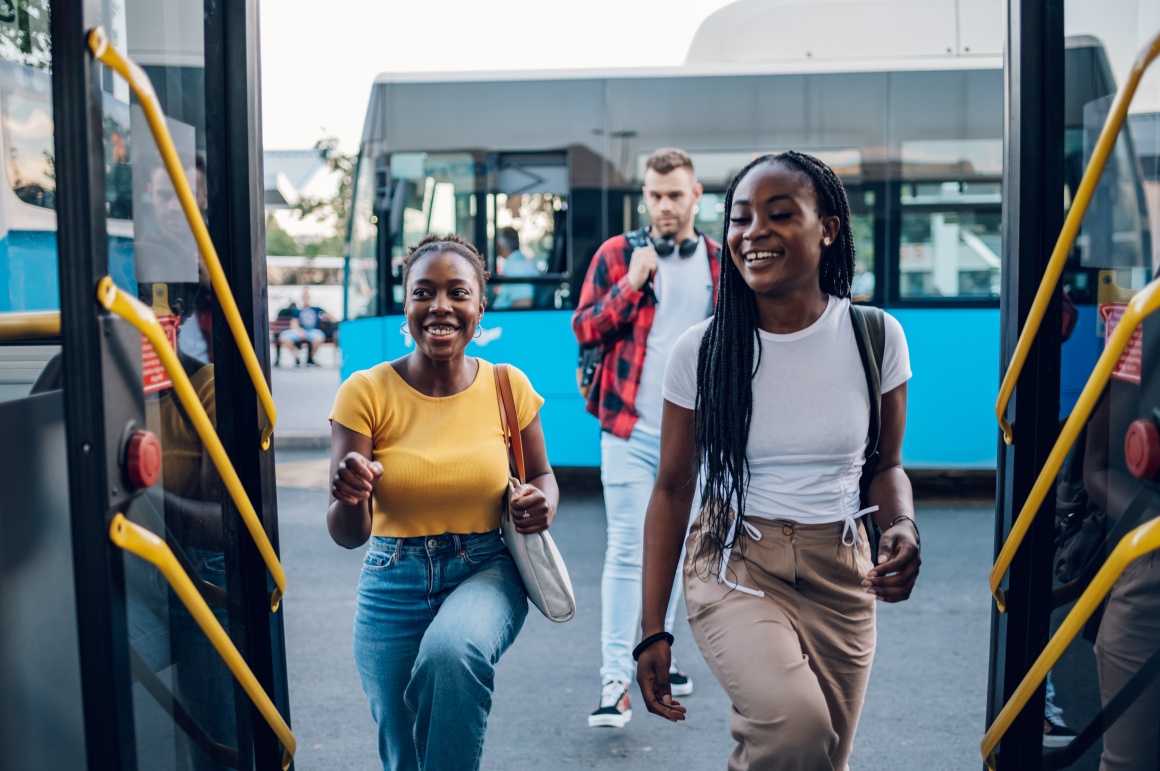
left=492, top=226, right=540, bottom=310
left=278, top=288, right=329, bottom=366
left=851, top=260, right=875, bottom=301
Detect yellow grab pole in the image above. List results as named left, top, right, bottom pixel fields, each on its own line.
left=995, top=30, right=1160, bottom=445
left=982, top=515, right=1160, bottom=768
left=98, top=278, right=285, bottom=611
left=991, top=272, right=1160, bottom=611
left=87, top=27, right=276, bottom=450
left=110, top=514, right=295, bottom=770
left=0, top=310, right=60, bottom=341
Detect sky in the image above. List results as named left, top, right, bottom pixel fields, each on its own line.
left=259, top=0, right=1160, bottom=155
left=259, top=0, right=734, bottom=153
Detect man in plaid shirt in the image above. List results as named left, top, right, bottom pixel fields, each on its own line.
left=573, top=148, right=720, bottom=728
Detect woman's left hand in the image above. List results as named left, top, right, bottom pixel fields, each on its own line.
left=863, top=521, right=921, bottom=602
left=510, top=483, right=554, bottom=534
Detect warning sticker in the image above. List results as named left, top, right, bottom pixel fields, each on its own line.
left=143, top=314, right=180, bottom=394
left=1099, top=302, right=1143, bottom=384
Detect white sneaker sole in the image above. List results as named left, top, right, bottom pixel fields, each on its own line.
left=588, top=710, right=632, bottom=728
left=670, top=681, right=694, bottom=697
left=1043, top=735, right=1076, bottom=748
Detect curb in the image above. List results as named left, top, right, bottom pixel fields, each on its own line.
left=276, top=432, right=330, bottom=451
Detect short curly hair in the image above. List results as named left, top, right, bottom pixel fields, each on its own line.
left=403, top=233, right=491, bottom=297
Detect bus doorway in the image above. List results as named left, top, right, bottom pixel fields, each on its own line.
left=0, top=0, right=291, bottom=769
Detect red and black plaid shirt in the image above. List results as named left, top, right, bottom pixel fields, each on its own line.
left=572, top=233, right=721, bottom=439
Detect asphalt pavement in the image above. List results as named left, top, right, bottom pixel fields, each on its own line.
left=270, top=355, right=996, bottom=770
left=275, top=470, right=993, bottom=771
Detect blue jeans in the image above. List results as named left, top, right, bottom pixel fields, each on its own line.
left=353, top=530, right=528, bottom=771
left=600, top=429, right=686, bottom=684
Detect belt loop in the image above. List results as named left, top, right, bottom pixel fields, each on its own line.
left=394, top=537, right=403, bottom=561
left=451, top=533, right=462, bottom=554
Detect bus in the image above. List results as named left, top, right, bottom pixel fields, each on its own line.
left=339, top=1, right=1151, bottom=471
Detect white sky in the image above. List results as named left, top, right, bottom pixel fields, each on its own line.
left=259, top=0, right=1160, bottom=154
left=259, top=0, right=734, bottom=153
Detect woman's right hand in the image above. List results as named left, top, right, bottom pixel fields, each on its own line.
left=635, top=640, right=686, bottom=723
left=331, top=451, right=382, bottom=506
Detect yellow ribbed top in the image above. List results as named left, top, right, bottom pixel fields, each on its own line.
left=329, top=359, right=544, bottom=537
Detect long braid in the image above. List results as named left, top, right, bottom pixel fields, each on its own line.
left=692, top=151, right=855, bottom=580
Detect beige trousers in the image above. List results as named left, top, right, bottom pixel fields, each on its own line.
left=684, top=513, right=877, bottom=771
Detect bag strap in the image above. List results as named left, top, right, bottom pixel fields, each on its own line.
left=493, top=363, right=526, bottom=483
left=849, top=303, right=886, bottom=502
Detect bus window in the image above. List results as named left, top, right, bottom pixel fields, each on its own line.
left=389, top=152, right=476, bottom=307
left=3, top=86, right=53, bottom=209
left=899, top=190, right=1002, bottom=299
left=346, top=151, right=380, bottom=319
left=1076, top=93, right=1153, bottom=271
left=897, top=138, right=1003, bottom=300
left=488, top=153, right=568, bottom=311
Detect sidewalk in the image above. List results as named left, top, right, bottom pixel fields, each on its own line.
left=270, top=344, right=340, bottom=450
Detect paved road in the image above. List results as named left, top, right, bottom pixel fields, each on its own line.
left=276, top=465, right=993, bottom=771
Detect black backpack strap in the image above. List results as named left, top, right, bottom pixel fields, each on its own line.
left=849, top=303, right=886, bottom=562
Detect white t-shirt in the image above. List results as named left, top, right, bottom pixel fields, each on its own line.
left=662, top=295, right=911, bottom=524
left=634, top=237, right=714, bottom=435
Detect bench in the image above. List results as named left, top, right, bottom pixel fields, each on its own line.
left=270, top=314, right=336, bottom=366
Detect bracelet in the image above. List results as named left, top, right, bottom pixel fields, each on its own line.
left=632, top=631, right=675, bottom=662
left=888, top=515, right=921, bottom=548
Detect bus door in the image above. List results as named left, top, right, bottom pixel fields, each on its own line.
left=987, top=1, right=1160, bottom=766
left=0, top=0, right=290, bottom=769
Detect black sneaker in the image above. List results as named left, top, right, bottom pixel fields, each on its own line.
left=668, top=663, right=693, bottom=697
left=1044, top=716, right=1078, bottom=748
left=588, top=680, right=631, bottom=728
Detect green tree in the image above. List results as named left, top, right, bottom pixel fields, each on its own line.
left=265, top=213, right=301, bottom=256
left=292, top=135, right=355, bottom=235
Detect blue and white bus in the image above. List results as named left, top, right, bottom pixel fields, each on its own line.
left=340, top=1, right=1152, bottom=469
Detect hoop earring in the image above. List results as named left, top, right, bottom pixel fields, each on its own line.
left=474, top=326, right=482, bottom=339
left=399, top=321, right=408, bottom=334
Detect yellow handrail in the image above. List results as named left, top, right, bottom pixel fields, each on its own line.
left=982, top=512, right=1160, bottom=769
left=98, top=277, right=286, bottom=611
left=0, top=310, right=60, bottom=341
left=990, top=272, right=1160, bottom=611
left=994, top=30, right=1160, bottom=445
left=110, top=514, right=295, bottom=770
left=87, top=26, right=276, bottom=451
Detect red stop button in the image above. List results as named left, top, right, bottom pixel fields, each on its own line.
left=1125, top=419, right=1160, bottom=481
left=125, top=430, right=162, bottom=489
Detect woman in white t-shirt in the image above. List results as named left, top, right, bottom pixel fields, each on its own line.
left=634, top=151, right=921, bottom=771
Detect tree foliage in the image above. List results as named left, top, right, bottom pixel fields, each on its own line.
left=292, top=135, right=355, bottom=234
left=265, top=213, right=301, bottom=256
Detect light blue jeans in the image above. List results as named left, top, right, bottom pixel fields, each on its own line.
left=353, top=530, right=527, bottom=771
left=600, top=429, right=686, bottom=684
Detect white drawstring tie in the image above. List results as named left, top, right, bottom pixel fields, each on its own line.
left=841, top=505, right=880, bottom=547
left=717, top=519, right=765, bottom=597
left=717, top=506, right=880, bottom=597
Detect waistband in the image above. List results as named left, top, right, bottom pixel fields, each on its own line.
left=715, top=506, right=878, bottom=598
left=369, top=529, right=502, bottom=556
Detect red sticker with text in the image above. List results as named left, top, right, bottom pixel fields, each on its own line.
left=1100, top=302, right=1142, bottom=384
left=143, top=314, right=180, bottom=394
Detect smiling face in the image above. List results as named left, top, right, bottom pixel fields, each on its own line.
left=404, top=250, right=485, bottom=361
left=726, top=161, right=839, bottom=299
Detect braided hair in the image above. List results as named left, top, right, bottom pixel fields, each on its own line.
left=692, top=151, right=856, bottom=579
left=403, top=233, right=491, bottom=298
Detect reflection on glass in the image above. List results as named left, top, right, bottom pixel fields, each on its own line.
left=900, top=185, right=1001, bottom=299
left=103, top=1, right=240, bottom=768
left=346, top=152, right=380, bottom=320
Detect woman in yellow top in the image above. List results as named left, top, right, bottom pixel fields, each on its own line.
left=327, top=234, right=558, bottom=771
